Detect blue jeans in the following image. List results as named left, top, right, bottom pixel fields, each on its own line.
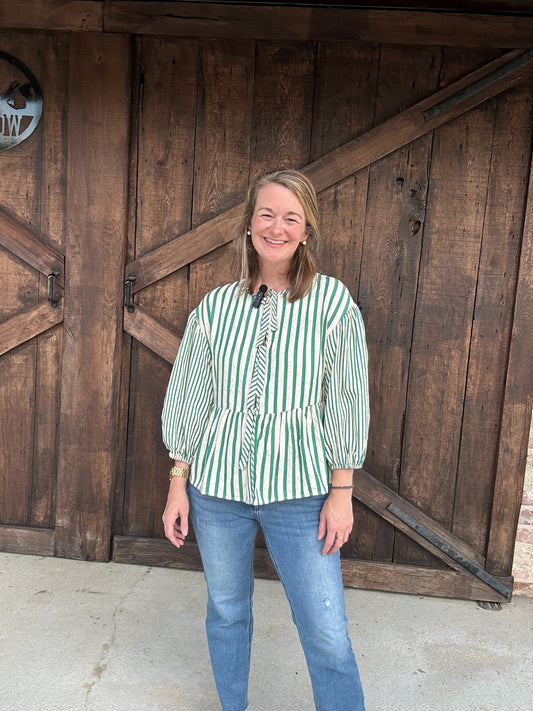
left=188, top=484, right=365, bottom=711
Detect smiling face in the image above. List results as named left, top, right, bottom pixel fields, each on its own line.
left=249, top=182, right=309, bottom=276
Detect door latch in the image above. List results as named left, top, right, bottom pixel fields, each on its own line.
left=125, top=273, right=136, bottom=313
left=47, top=268, right=60, bottom=308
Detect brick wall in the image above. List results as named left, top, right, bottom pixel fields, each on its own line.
left=511, top=412, right=533, bottom=596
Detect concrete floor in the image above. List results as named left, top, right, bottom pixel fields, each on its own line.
left=1, top=552, right=532, bottom=711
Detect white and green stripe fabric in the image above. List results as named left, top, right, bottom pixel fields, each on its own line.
left=162, top=274, right=369, bottom=505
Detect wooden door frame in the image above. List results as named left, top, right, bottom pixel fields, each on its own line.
left=115, top=49, right=533, bottom=601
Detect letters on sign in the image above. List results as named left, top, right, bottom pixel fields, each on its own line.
left=0, top=52, right=42, bottom=152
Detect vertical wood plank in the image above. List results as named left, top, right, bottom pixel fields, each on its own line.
left=452, top=84, right=533, bottom=553
left=355, top=45, right=441, bottom=562
left=122, top=38, right=198, bottom=540
left=33, top=32, right=70, bottom=527
left=188, top=39, right=255, bottom=306
left=486, top=127, right=533, bottom=576
left=0, top=346, right=35, bottom=523
left=249, top=41, right=316, bottom=173
left=0, top=0, right=103, bottom=31
left=395, top=50, right=497, bottom=567
left=55, top=32, right=131, bottom=560
left=113, top=35, right=143, bottom=539
left=312, top=42, right=379, bottom=296
left=0, top=32, right=43, bottom=527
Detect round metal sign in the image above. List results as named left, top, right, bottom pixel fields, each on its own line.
left=0, top=52, right=43, bottom=152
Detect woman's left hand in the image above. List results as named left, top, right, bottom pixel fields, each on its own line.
left=318, top=489, right=354, bottom=555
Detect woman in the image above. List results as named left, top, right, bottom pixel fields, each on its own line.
left=162, top=168, right=369, bottom=711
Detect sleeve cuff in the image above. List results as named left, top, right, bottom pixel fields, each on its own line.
left=329, top=460, right=365, bottom=470
left=168, top=451, right=192, bottom=464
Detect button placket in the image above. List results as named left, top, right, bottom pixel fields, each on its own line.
left=239, top=294, right=271, bottom=473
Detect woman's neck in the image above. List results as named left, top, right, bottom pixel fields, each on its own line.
left=256, top=265, right=289, bottom=293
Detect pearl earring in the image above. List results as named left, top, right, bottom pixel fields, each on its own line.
left=302, top=240, right=307, bottom=246
left=247, top=230, right=251, bottom=237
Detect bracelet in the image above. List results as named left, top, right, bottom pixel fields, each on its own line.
left=330, top=485, right=354, bottom=489
left=169, top=466, right=190, bottom=481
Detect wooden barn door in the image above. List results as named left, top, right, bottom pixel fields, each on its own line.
left=0, top=33, right=69, bottom=557
left=0, top=32, right=130, bottom=561
left=113, top=39, right=533, bottom=602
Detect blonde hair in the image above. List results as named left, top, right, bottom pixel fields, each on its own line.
left=237, top=168, right=319, bottom=302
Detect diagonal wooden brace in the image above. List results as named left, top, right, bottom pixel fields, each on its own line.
left=353, top=468, right=512, bottom=599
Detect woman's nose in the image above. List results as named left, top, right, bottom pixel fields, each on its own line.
left=271, top=218, right=284, bottom=234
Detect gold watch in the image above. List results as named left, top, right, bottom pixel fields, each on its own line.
left=169, top=466, right=190, bottom=481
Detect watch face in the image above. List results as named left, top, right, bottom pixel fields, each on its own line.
left=0, top=51, right=43, bottom=152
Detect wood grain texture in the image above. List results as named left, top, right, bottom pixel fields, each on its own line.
left=126, top=204, right=242, bottom=294
left=395, top=50, right=498, bottom=566
left=339, top=559, right=511, bottom=602
left=354, top=45, right=441, bottom=563
left=2, top=0, right=532, bottom=48
left=103, top=2, right=533, bottom=48
left=354, top=469, right=486, bottom=570
left=0, top=209, right=64, bottom=285
left=0, top=302, right=64, bottom=357
left=0, top=33, right=49, bottom=530
left=32, top=32, right=70, bottom=528
left=121, top=38, right=198, bottom=540
left=31, top=323, right=63, bottom=527
left=55, top=32, right=131, bottom=561
left=188, top=39, right=254, bottom=307
left=127, top=50, right=532, bottom=294
left=123, top=306, right=180, bottom=365
left=305, top=50, right=532, bottom=194
left=486, top=119, right=533, bottom=576
left=125, top=42, right=316, bottom=291
left=112, top=535, right=510, bottom=602
left=249, top=41, right=315, bottom=173
left=452, top=84, right=533, bottom=553
left=0, top=524, right=54, bottom=556
left=0, top=344, right=35, bottom=524
left=113, top=36, right=145, bottom=540
left=0, top=0, right=102, bottom=31
left=313, top=42, right=378, bottom=297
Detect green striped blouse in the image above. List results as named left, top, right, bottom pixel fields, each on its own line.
left=162, top=274, right=369, bottom=505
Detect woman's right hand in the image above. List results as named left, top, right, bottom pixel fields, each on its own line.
left=162, top=476, right=189, bottom=548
